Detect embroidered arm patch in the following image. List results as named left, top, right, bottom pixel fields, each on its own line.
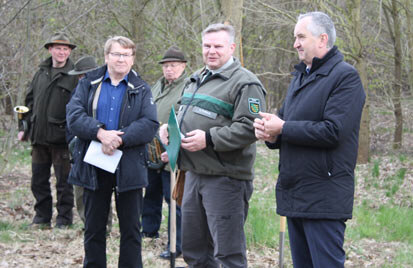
left=248, top=98, right=261, bottom=114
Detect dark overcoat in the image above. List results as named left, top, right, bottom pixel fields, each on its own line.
left=25, top=57, right=77, bottom=145
left=267, top=47, right=366, bottom=220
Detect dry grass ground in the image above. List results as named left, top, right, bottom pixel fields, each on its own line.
left=1, top=147, right=412, bottom=267
left=0, top=98, right=412, bottom=267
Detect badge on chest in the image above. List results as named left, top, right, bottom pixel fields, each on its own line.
left=192, top=106, right=217, bottom=119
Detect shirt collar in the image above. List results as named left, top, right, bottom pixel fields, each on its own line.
left=294, top=46, right=338, bottom=75
left=103, top=70, right=129, bottom=84
left=308, top=46, right=338, bottom=74
left=208, top=57, right=234, bottom=74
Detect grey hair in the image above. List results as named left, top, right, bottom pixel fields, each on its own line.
left=202, top=23, right=235, bottom=44
left=298, top=12, right=336, bottom=49
left=104, top=36, right=136, bottom=55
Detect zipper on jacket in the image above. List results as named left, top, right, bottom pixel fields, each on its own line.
left=180, top=72, right=229, bottom=168
left=179, top=75, right=201, bottom=130
left=119, top=84, right=144, bottom=128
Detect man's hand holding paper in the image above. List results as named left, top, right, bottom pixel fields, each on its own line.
left=97, top=128, right=124, bottom=155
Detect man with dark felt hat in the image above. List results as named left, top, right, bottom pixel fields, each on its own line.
left=142, top=45, right=187, bottom=259
left=68, top=55, right=99, bottom=78
left=158, top=46, right=187, bottom=63
left=18, top=32, right=77, bottom=229
left=44, top=32, right=77, bottom=50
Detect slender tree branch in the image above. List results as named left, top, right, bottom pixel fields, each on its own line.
left=61, top=3, right=99, bottom=32
left=1, top=0, right=32, bottom=32
left=109, top=9, right=132, bottom=37
left=256, top=0, right=296, bottom=22
left=31, top=0, right=56, bottom=11
left=255, top=71, right=290, bottom=77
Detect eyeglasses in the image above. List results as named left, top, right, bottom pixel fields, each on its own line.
left=109, top=52, right=133, bottom=59
left=162, top=63, right=182, bottom=69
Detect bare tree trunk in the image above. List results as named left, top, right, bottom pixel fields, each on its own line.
left=356, top=64, right=370, bottom=162
left=220, top=0, right=244, bottom=59
left=348, top=0, right=370, bottom=163
left=405, top=0, right=413, bottom=95
left=0, top=0, right=32, bottom=173
left=391, top=0, right=403, bottom=149
left=129, top=0, right=151, bottom=74
left=384, top=0, right=403, bottom=149
left=183, top=1, right=197, bottom=67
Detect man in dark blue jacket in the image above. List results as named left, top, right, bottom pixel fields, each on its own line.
left=254, top=12, right=365, bottom=267
left=66, top=36, right=158, bottom=268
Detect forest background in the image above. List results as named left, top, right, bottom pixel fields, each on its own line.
left=0, top=0, right=412, bottom=267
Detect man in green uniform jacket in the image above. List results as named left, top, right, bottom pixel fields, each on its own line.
left=142, top=46, right=187, bottom=259
left=18, top=32, right=77, bottom=228
left=160, top=24, right=266, bottom=267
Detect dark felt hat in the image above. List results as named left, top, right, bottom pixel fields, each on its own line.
left=158, top=46, right=187, bottom=64
left=44, top=32, right=76, bottom=49
left=68, top=56, right=99, bottom=75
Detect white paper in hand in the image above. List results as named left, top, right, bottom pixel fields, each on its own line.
left=83, top=140, right=123, bottom=173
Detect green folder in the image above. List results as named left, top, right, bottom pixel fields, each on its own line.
left=165, top=106, right=181, bottom=171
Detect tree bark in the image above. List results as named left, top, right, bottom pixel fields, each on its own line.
left=220, top=0, right=244, bottom=60
left=384, top=0, right=403, bottom=149
left=404, top=0, right=413, bottom=95
left=391, top=0, right=403, bottom=149
left=129, top=0, right=151, bottom=74
left=348, top=0, right=370, bottom=163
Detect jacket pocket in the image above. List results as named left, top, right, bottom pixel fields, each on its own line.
left=29, top=114, right=36, bottom=142
left=68, top=140, right=96, bottom=188
left=70, top=138, right=83, bottom=173
left=48, top=86, right=71, bottom=119
left=117, top=147, right=148, bottom=191
left=47, top=116, right=66, bottom=144
left=322, top=149, right=333, bottom=178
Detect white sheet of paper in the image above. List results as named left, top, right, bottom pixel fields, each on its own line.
left=83, top=140, right=123, bottom=173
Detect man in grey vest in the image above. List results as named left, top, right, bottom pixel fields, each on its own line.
left=142, top=46, right=187, bottom=259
